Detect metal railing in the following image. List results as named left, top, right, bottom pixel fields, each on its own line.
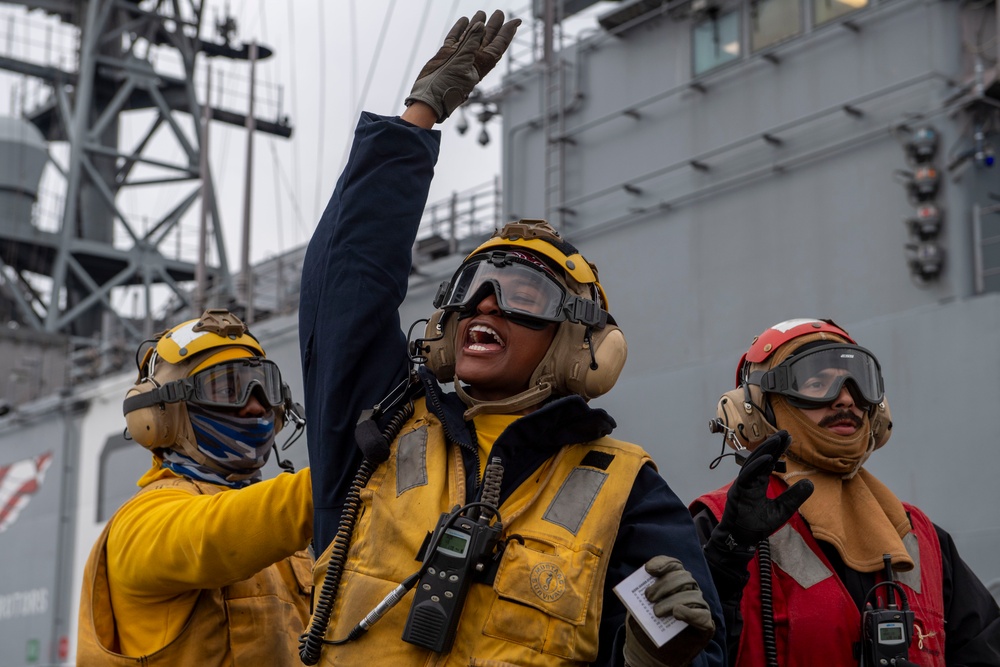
left=972, top=202, right=1000, bottom=295
left=413, top=177, right=502, bottom=263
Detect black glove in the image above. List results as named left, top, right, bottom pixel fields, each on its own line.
left=405, top=10, right=521, bottom=122
left=623, top=556, right=716, bottom=667
left=709, top=430, right=814, bottom=554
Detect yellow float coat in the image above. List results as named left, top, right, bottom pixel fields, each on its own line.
left=314, top=399, right=651, bottom=666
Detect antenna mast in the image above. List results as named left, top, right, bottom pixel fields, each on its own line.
left=0, top=0, right=291, bottom=380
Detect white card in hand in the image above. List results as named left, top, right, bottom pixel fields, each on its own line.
left=613, top=565, right=688, bottom=647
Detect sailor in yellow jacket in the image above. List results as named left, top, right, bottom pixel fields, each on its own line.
left=77, top=309, right=313, bottom=666
left=296, top=11, right=725, bottom=667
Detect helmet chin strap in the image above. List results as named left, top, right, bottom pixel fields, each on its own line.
left=454, top=379, right=554, bottom=420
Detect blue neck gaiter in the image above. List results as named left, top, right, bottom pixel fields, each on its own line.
left=162, top=403, right=276, bottom=488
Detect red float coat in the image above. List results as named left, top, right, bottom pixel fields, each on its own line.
left=693, top=476, right=946, bottom=666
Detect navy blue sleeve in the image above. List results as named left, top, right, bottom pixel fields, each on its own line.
left=299, top=112, right=441, bottom=552
left=936, top=523, right=1000, bottom=666
left=597, top=464, right=727, bottom=667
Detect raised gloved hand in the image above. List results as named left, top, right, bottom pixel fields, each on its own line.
left=406, top=10, right=521, bottom=122
left=709, top=430, right=814, bottom=554
left=623, top=556, right=716, bottom=667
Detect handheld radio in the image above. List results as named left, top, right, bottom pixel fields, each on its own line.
left=401, top=459, right=505, bottom=653
left=859, top=555, right=914, bottom=667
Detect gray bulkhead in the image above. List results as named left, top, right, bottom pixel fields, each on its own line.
left=497, top=0, right=1000, bottom=595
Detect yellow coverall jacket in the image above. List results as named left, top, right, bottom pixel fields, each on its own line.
left=77, top=461, right=313, bottom=666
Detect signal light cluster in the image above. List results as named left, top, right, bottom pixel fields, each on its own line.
left=901, top=127, right=944, bottom=284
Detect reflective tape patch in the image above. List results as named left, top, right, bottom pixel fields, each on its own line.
left=396, top=426, right=428, bottom=495
left=770, top=524, right=834, bottom=589
left=895, top=532, right=922, bottom=594
left=542, top=467, right=607, bottom=535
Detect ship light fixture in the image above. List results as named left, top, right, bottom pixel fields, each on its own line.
left=905, top=126, right=938, bottom=164
left=899, top=125, right=945, bottom=285
left=906, top=204, right=942, bottom=239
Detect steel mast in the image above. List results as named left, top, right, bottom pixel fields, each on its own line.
left=0, top=0, right=290, bottom=375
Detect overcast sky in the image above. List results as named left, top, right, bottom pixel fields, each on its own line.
left=0, top=0, right=614, bottom=315
left=188, top=0, right=612, bottom=270
left=197, top=0, right=531, bottom=268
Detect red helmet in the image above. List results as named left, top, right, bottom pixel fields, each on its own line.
left=717, top=318, right=892, bottom=450
left=735, top=318, right=855, bottom=387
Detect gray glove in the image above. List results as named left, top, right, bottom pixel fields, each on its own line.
left=623, top=556, right=716, bottom=667
left=405, top=10, right=521, bottom=122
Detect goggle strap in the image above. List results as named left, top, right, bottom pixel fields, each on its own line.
left=432, top=280, right=450, bottom=309
left=754, top=368, right=785, bottom=394
left=746, top=370, right=770, bottom=389
left=563, top=296, right=608, bottom=328
left=122, top=379, right=193, bottom=415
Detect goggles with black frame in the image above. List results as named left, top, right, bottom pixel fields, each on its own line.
left=748, top=343, right=884, bottom=409
left=125, top=357, right=286, bottom=414
left=433, top=250, right=607, bottom=330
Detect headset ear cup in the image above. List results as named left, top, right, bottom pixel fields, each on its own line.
left=545, top=322, right=627, bottom=401
left=871, top=398, right=892, bottom=449
left=421, top=309, right=457, bottom=382
left=578, top=324, right=628, bottom=400
left=716, top=389, right=748, bottom=444
left=125, top=383, right=179, bottom=449
left=716, top=386, right=773, bottom=450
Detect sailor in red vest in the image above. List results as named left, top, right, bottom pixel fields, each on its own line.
left=690, top=318, right=1000, bottom=667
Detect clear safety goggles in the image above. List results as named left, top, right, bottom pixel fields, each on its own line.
left=184, top=358, right=285, bottom=408
left=750, top=344, right=884, bottom=409
left=433, top=251, right=606, bottom=328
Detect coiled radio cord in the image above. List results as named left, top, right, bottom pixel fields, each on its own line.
left=298, top=388, right=416, bottom=665
left=758, top=538, right=779, bottom=667
left=299, top=458, right=378, bottom=664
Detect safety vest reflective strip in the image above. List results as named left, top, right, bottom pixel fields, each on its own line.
left=695, top=477, right=946, bottom=667
left=316, top=397, right=651, bottom=666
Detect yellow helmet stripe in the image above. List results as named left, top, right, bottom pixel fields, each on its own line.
left=469, top=236, right=597, bottom=283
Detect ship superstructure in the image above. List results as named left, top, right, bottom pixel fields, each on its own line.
left=488, top=0, right=1000, bottom=602
left=0, top=1, right=999, bottom=664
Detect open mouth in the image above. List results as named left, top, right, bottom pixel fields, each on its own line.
left=466, top=324, right=505, bottom=352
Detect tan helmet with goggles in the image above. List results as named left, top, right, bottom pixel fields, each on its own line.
left=123, top=309, right=289, bottom=470
left=416, top=219, right=627, bottom=416
left=715, top=318, right=892, bottom=450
